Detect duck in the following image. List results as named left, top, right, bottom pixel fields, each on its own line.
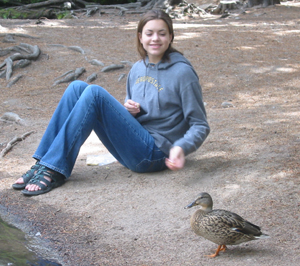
left=184, top=192, right=269, bottom=258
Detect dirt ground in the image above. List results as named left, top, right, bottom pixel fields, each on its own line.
left=0, top=1, right=300, bottom=265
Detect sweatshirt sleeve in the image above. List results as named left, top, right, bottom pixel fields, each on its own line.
left=172, top=80, right=210, bottom=155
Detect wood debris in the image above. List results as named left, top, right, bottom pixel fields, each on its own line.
left=0, top=43, right=41, bottom=83
left=67, top=46, right=85, bottom=54
left=0, top=131, right=35, bottom=158
left=89, top=59, right=105, bottom=67
left=101, top=64, right=124, bottom=73
left=86, top=73, right=98, bottom=83
left=118, top=74, right=126, bottom=82
left=53, top=67, right=86, bottom=86
left=0, top=1, right=279, bottom=19
left=7, top=74, right=23, bottom=88
left=1, top=112, right=25, bottom=125
left=120, top=61, right=134, bottom=67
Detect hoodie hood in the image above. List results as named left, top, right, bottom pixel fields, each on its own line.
left=141, top=52, right=199, bottom=108
left=144, top=52, right=198, bottom=74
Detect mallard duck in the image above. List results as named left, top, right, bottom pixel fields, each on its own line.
left=185, top=192, right=269, bottom=258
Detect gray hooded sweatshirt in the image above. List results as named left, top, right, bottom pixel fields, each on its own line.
left=125, top=52, right=210, bottom=156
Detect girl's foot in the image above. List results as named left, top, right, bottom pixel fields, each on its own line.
left=12, top=161, right=41, bottom=190
left=22, top=166, right=66, bottom=196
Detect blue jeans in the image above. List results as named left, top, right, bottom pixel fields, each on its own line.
left=33, top=80, right=167, bottom=178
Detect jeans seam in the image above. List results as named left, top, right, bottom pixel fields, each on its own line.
left=67, top=98, right=95, bottom=158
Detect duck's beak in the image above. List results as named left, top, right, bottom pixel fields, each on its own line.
left=184, top=201, right=196, bottom=209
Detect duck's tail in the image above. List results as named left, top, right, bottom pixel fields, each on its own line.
left=255, top=233, right=270, bottom=240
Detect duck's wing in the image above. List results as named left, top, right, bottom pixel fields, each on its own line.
left=207, top=209, right=262, bottom=236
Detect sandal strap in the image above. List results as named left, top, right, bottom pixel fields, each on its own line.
left=38, top=169, right=53, bottom=179
left=20, top=162, right=41, bottom=183
left=37, top=166, right=65, bottom=182
left=28, top=173, right=51, bottom=189
left=28, top=166, right=65, bottom=186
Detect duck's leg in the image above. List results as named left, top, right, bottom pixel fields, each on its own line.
left=206, top=245, right=223, bottom=258
left=220, top=245, right=227, bottom=252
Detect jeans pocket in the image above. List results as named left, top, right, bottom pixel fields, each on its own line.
left=135, top=157, right=167, bottom=173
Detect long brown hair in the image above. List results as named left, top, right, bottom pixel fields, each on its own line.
left=136, top=9, right=182, bottom=62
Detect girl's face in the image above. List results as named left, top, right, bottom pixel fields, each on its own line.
left=139, top=19, right=172, bottom=64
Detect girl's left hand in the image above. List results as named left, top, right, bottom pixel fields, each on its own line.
left=165, top=146, right=185, bottom=171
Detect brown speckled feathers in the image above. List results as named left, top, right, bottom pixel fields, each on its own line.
left=185, top=192, right=269, bottom=257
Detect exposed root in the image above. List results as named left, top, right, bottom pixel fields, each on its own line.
left=0, top=131, right=35, bottom=158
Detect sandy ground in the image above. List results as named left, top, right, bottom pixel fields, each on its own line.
left=0, top=1, right=300, bottom=265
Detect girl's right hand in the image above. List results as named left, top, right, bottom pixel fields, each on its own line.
left=165, top=146, right=185, bottom=171
left=124, top=99, right=140, bottom=116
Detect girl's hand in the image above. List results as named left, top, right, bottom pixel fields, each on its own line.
left=165, top=146, right=185, bottom=171
left=124, top=99, right=140, bottom=116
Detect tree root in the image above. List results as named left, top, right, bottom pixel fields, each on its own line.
left=0, top=43, right=41, bottom=81
left=52, top=67, right=86, bottom=86
left=7, top=74, right=23, bottom=88
left=86, top=73, right=98, bottom=83
left=101, top=64, right=124, bottom=73
left=0, top=131, right=35, bottom=158
left=0, top=1, right=280, bottom=20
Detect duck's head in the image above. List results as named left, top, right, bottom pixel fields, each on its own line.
left=184, top=192, right=213, bottom=211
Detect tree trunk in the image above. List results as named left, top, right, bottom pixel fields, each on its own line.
left=18, top=0, right=66, bottom=9
left=248, top=0, right=280, bottom=7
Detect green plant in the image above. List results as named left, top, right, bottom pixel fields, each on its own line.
left=56, top=11, right=71, bottom=19
left=0, top=8, right=28, bottom=19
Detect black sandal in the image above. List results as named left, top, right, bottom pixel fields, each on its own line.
left=12, top=161, right=41, bottom=190
left=22, top=166, right=66, bottom=196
